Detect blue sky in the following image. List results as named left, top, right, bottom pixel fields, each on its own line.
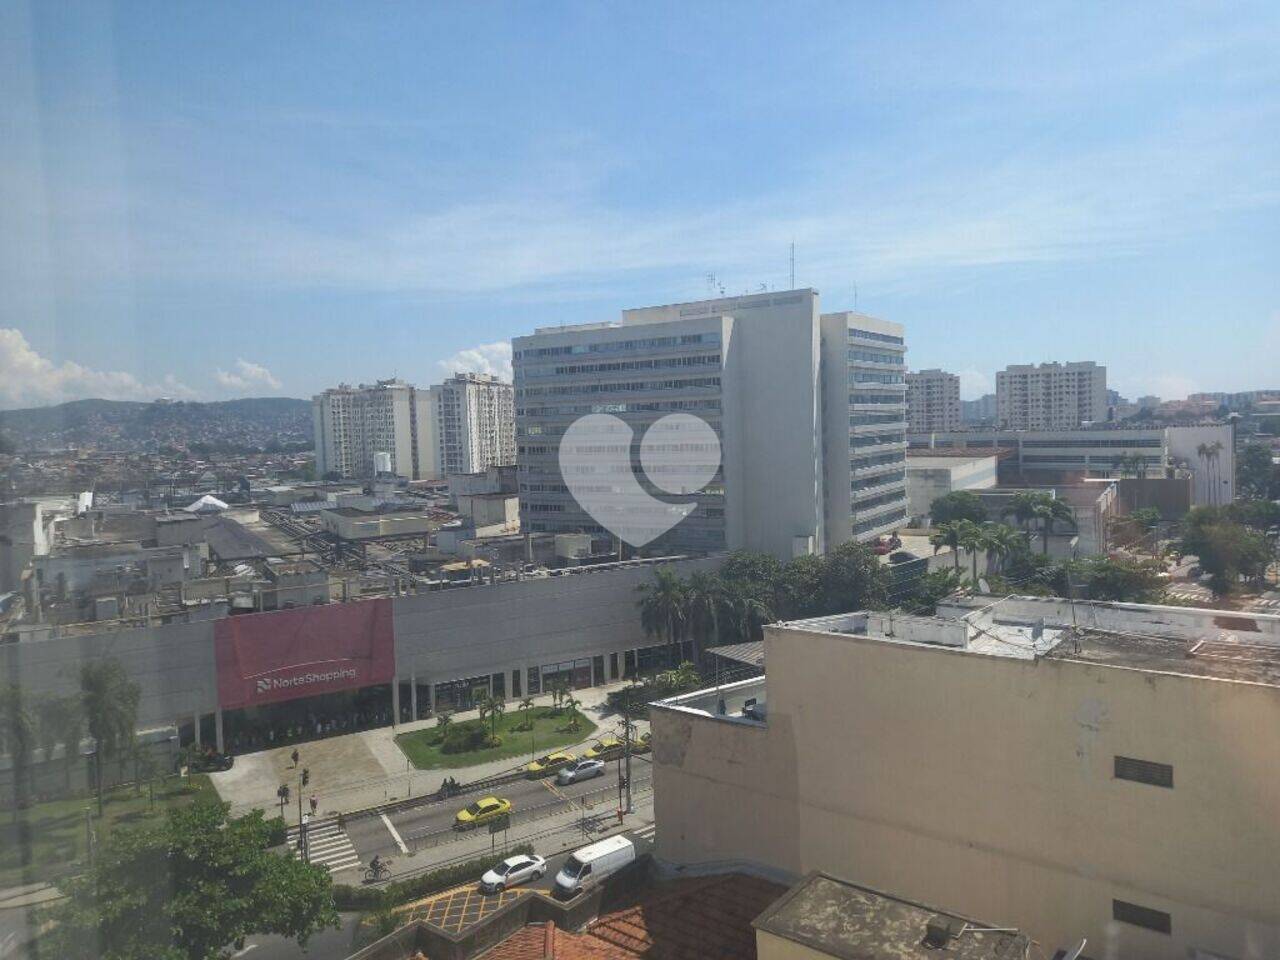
left=2, top=1, right=1278, bottom=408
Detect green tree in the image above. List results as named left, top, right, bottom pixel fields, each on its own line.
left=0, top=684, right=36, bottom=819
left=1180, top=507, right=1272, bottom=597
left=929, top=491, right=988, bottom=525
left=684, top=571, right=727, bottom=661
left=1003, top=491, right=1075, bottom=555
left=1238, top=443, right=1278, bottom=500
left=636, top=566, right=688, bottom=658
left=929, top=521, right=967, bottom=573
left=775, top=553, right=825, bottom=619
left=899, top=568, right=964, bottom=614
left=80, top=659, right=141, bottom=815
left=434, top=712, right=452, bottom=742
left=818, top=541, right=891, bottom=613
left=718, top=579, right=774, bottom=645
left=1065, top=556, right=1167, bottom=603
left=516, top=696, right=535, bottom=732
left=44, top=800, right=338, bottom=960
left=956, top=520, right=987, bottom=582
left=980, top=523, right=1025, bottom=575
left=562, top=695, right=582, bottom=731
left=36, top=693, right=84, bottom=793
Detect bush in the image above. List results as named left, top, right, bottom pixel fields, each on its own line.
left=266, top=816, right=287, bottom=847
left=331, top=843, right=536, bottom=910
left=441, top=724, right=492, bottom=754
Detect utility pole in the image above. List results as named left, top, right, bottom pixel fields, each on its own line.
left=789, top=242, right=795, bottom=289
left=621, top=706, right=635, bottom=815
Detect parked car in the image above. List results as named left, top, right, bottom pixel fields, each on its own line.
left=190, top=751, right=234, bottom=772
left=556, top=758, right=606, bottom=785
left=454, top=796, right=513, bottom=830
left=479, top=853, right=547, bottom=893
left=526, top=751, right=575, bottom=776
left=584, top=737, right=623, bottom=760
left=888, top=550, right=918, bottom=564
left=873, top=533, right=903, bottom=555
left=553, top=835, right=635, bottom=899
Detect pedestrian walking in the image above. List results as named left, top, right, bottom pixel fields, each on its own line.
left=309, top=795, right=318, bottom=815
left=291, top=748, right=299, bottom=767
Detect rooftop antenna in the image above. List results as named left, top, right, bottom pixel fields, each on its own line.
left=789, top=242, right=795, bottom=289
left=853, top=281, right=858, bottom=311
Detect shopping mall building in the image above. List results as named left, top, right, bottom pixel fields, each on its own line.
left=1, top=557, right=710, bottom=754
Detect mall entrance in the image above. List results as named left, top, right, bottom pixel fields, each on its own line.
left=219, top=683, right=393, bottom=754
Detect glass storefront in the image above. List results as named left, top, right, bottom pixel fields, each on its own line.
left=433, top=674, right=492, bottom=713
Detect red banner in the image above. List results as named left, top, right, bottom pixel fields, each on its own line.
left=214, top=599, right=395, bottom=710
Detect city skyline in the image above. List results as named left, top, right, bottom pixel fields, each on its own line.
left=3, top=2, right=1279, bottom=408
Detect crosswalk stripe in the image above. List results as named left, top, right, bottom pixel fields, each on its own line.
left=285, top=820, right=359, bottom=873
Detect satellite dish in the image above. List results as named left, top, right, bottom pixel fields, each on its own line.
left=978, top=578, right=990, bottom=594
left=1053, top=939, right=1087, bottom=960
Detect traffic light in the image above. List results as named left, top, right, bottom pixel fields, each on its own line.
left=301, top=768, right=310, bottom=788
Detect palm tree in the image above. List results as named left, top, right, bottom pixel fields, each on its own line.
left=488, top=696, right=506, bottom=742
left=1031, top=496, right=1076, bottom=555
left=955, top=520, right=986, bottom=582
left=1197, top=441, right=1224, bottom=506
left=719, top=581, right=773, bottom=646
left=929, top=521, right=966, bottom=572
left=684, top=571, right=726, bottom=662
left=474, top=692, right=493, bottom=741
left=36, top=694, right=83, bottom=792
left=434, top=712, right=453, bottom=742
left=563, top=694, right=582, bottom=730
left=1001, top=492, right=1043, bottom=537
left=636, top=566, right=687, bottom=659
left=79, top=659, right=140, bottom=816
left=0, top=684, right=36, bottom=820
left=517, top=696, right=535, bottom=731
left=981, top=523, right=1025, bottom=575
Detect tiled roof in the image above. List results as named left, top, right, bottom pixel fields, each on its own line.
left=480, top=874, right=785, bottom=960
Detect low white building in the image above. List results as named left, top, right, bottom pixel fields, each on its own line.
left=904, top=452, right=997, bottom=522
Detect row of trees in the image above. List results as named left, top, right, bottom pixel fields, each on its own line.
left=1177, top=503, right=1277, bottom=597
left=636, top=543, right=893, bottom=662
left=0, top=659, right=141, bottom=816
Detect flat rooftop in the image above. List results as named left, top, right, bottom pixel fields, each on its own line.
left=1046, top=627, right=1280, bottom=686
left=754, top=871, right=1030, bottom=960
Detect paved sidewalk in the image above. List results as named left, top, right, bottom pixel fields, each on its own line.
left=213, top=682, right=644, bottom=819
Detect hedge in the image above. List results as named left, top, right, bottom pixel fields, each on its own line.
left=332, top=843, right=536, bottom=911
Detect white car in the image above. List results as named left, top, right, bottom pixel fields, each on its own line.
left=556, top=758, right=606, bottom=785
left=479, top=853, right=548, bottom=893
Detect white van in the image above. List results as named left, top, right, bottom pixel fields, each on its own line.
left=553, top=835, right=635, bottom=898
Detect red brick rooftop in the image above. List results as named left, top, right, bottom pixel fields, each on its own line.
left=479, top=874, right=785, bottom=960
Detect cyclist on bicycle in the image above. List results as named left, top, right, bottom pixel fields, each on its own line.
left=369, top=855, right=383, bottom=877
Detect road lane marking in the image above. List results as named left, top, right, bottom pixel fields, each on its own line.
left=541, top=780, right=567, bottom=801
left=382, top=812, right=409, bottom=854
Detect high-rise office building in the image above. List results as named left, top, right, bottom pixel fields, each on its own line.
left=995, top=361, right=1107, bottom=430
left=312, top=373, right=513, bottom=481
left=433, top=372, right=516, bottom=476
left=512, top=289, right=907, bottom=559
left=906, top=368, right=961, bottom=431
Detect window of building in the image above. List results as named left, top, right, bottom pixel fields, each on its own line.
left=1112, top=899, right=1172, bottom=934
left=1114, top=756, right=1173, bottom=788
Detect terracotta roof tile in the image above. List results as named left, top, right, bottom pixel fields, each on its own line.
left=480, top=874, right=786, bottom=960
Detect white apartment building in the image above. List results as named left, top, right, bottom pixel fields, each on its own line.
left=906, top=368, right=961, bottom=431
left=434, top=372, right=516, bottom=476
left=312, top=379, right=432, bottom=480
left=996, top=361, right=1107, bottom=429
left=512, top=289, right=907, bottom=559
left=652, top=597, right=1280, bottom=960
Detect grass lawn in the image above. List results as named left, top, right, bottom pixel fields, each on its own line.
left=395, top=707, right=598, bottom=770
left=0, top=775, right=218, bottom=892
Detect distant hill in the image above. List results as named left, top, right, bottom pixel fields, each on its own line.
left=0, top=397, right=313, bottom=453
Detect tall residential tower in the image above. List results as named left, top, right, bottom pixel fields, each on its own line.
left=906, top=368, right=961, bottom=431
left=996, top=361, right=1107, bottom=429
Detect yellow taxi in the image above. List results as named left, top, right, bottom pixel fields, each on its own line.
left=454, top=796, right=513, bottom=830
left=632, top=731, right=652, bottom=754
left=526, top=751, right=576, bottom=777
left=584, top=737, right=623, bottom=761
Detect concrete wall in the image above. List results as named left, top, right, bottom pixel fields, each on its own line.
left=651, top=622, right=1280, bottom=960
left=905, top=456, right=998, bottom=521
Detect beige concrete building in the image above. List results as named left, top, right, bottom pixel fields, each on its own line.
left=906, top=368, right=961, bottom=432
left=650, top=597, right=1280, bottom=960
left=996, top=361, right=1107, bottom=429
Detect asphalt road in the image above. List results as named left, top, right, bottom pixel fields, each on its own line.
left=341, top=758, right=653, bottom=873
left=234, top=826, right=656, bottom=960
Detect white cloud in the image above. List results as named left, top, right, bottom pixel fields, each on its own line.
left=956, top=368, right=994, bottom=400
left=214, top=358, right=282, bottom=392
left=438, top=341, right=513, bottom=383
left=0, top=327, right=194, bottom=409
